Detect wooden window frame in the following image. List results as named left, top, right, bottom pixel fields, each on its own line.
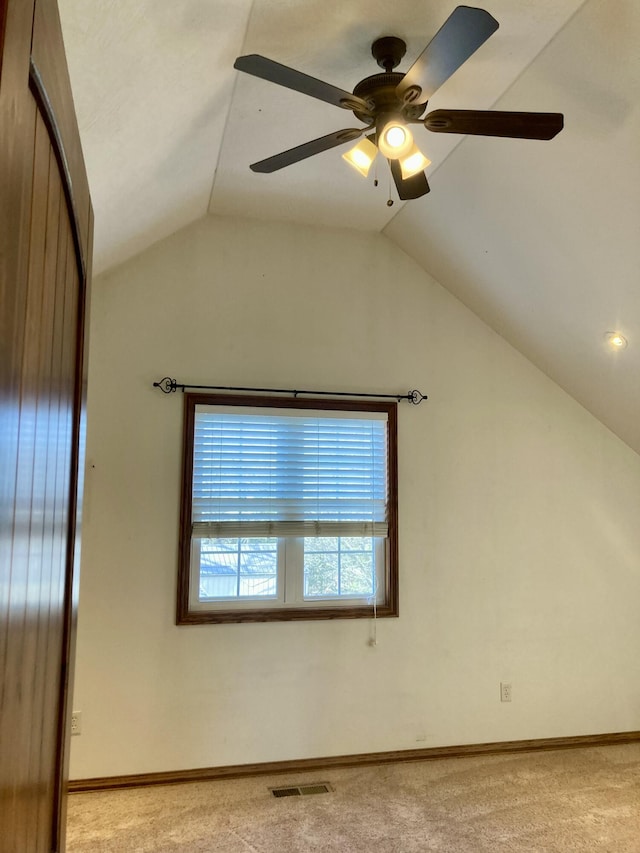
left=176, top=393, right=398, bottom=624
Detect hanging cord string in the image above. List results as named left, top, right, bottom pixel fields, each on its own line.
left=370, top=575, right=378, bottom=647
left=387, top=165, right=394, bottom=208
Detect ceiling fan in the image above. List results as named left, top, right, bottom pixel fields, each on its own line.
left=233, top=5, right=564, bottom=201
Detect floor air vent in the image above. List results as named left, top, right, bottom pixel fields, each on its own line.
left=270, top=782, right=333, bottom=798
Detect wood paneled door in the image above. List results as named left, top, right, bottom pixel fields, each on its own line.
left=0, top=0, right=92, bottom=850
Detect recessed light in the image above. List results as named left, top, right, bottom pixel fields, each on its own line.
left=604, top=331, right=628, bottom=350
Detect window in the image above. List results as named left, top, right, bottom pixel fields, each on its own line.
left=177, top=394, right=398, bottom=624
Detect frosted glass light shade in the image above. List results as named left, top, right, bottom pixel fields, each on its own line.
left=342, top=138, right=378, bottom=177
left=378, top=121, right=413, bottom=159
left=399, top=145, right=431, bottom=179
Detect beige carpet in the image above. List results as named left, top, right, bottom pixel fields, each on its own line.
left=66, top=743, right=640, bottom=852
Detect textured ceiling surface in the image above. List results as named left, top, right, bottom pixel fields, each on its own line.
left=58, top=0, right=639, bottom=455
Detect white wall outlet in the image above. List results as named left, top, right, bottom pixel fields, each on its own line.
left=500, top=682, right=512, bottom=703
left=71, top=711, right=82, bottom=735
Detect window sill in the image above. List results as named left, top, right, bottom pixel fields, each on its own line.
left=176, top=601, right=399, bottom=625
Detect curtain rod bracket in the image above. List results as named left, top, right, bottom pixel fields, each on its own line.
left=153, top=377, right=427, bottom=404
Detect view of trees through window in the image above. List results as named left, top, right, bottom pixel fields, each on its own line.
left=199, top=538, right=277, bottom=599
left=304, top=537, right=375, bottom=598
left=198, top=537, right=376, bottom=601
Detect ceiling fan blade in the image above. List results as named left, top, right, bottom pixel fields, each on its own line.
left=389, top=159, right=430, bottom=200
left=424, top=109, right=564, bottom=139
left=396, top=6, right=499, bottom=106
left=250, top=128, right=363, bottom=173
left=234, top=55, right=371, bottom=112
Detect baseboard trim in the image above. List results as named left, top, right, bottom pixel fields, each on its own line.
left=68, top=730, right=640, bottom=793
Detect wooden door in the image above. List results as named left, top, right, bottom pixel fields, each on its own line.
left=0, top=0, right=92, bottom=849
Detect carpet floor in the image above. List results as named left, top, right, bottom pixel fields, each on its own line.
left=66, top=743, right=640, bottom=852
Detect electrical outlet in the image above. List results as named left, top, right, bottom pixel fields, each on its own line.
left=71, top=711, right=82, bottom=735
left=500, top=682, right=512, bottom=703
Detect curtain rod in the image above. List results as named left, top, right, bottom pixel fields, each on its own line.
left=153, top=377, right=426, bottom=405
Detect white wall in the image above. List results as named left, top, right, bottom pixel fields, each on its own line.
left=70, top=215, right=640, bottom=779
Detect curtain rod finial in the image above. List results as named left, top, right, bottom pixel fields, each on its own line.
left=153, top=377, right=178, bottom=394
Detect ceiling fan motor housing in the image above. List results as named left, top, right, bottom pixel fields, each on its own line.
left=352, top=70, right=426, bottom=125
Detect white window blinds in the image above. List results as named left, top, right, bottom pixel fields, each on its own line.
left=191, top=405, right=389, bottom=539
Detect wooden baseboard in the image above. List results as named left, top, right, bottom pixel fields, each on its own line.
left=68, top=730, right=640, bottom=794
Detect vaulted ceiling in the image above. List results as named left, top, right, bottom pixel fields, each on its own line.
left=58, top=0, right=639, bottom=455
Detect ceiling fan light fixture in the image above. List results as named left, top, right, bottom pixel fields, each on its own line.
left=378, top=120, right=413, bottom=160
left=400, top=145, right=431, bottom=179
left=235, top=8, right=563, bottom=197
left=342, top=137, right=378, bottom=177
